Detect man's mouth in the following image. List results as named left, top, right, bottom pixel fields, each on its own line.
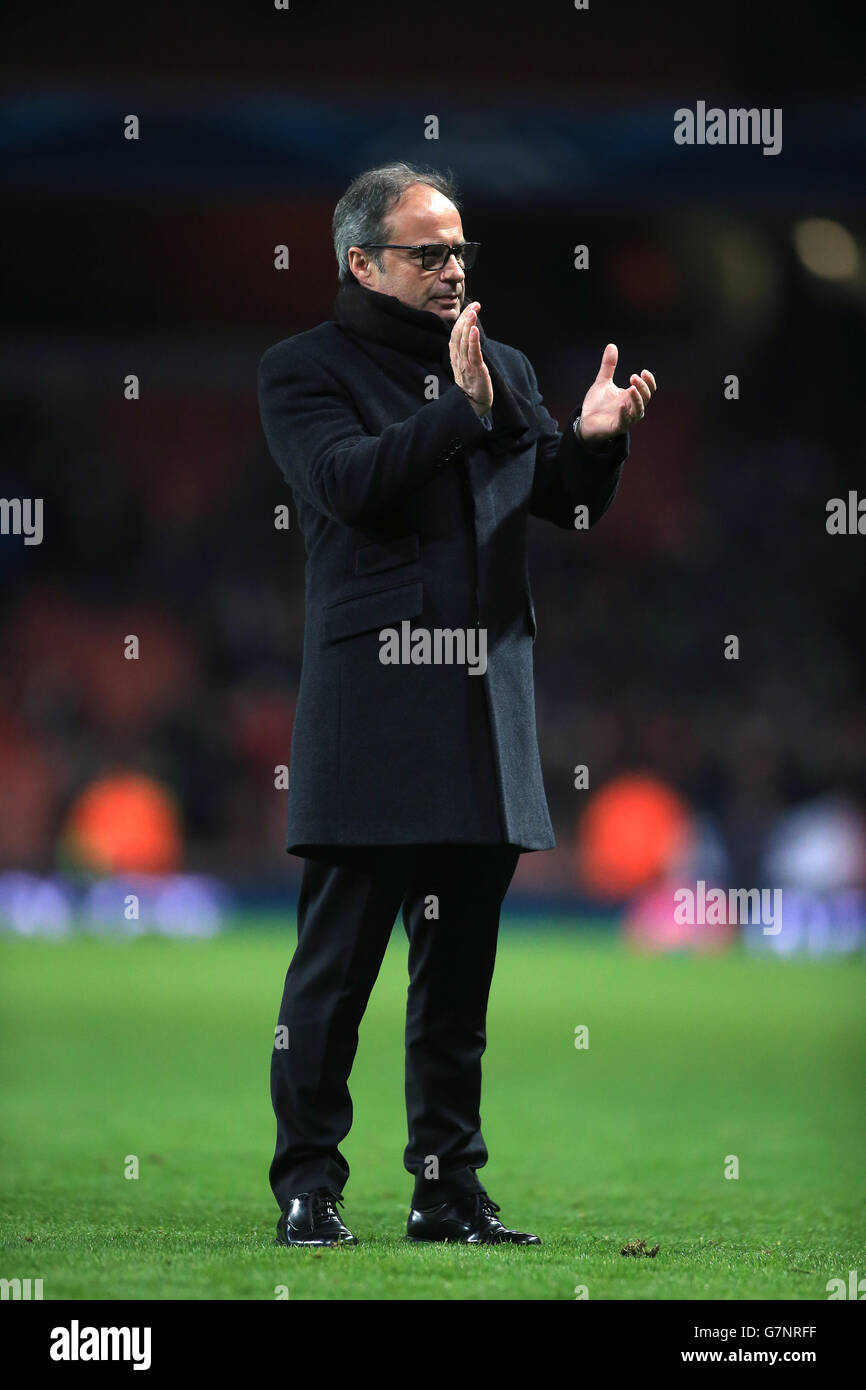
left=432, top=294, right=459, bottom=306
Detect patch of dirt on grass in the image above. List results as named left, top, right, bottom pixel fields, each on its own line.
left=620, top=1238, right=659, bottom=1258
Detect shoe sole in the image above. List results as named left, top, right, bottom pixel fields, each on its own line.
left=404, top=1233, right=541, bottom=1245
left=274, top=1236, right=358, bottom=1247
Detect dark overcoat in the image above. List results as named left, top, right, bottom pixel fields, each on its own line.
left=258, top=286, right=628, bottom=855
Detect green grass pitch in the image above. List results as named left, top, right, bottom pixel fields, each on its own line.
left=1, top=922, right=863, bottom=1300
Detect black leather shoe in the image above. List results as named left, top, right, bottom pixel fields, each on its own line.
left=275, top=1188, right=358, bottom=1246
left=406, top=1191, right=541, bottom=1245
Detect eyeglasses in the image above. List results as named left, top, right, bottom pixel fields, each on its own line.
left=360, top=242, right=480, bottom=271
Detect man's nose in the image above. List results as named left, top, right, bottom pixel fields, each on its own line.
left=439, top=254, right=464, bottom=284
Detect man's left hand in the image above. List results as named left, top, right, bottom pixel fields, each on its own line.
left=577, top=343, right=657, bottom=447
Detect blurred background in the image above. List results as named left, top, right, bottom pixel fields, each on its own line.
left=2, top=0, right=865, bottom=950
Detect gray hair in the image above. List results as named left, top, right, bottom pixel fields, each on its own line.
left=332, top=162, right=461, bottom=284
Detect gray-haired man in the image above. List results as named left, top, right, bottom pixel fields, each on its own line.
left=258, top=162, right=656, bottom=1246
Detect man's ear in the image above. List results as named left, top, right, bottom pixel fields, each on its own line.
left=347, top=247, right=376, bottom=287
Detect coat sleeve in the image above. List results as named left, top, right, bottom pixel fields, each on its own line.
left=258, top=337, right=488, bottom=527
left=520, top=351, right=629, bottom=530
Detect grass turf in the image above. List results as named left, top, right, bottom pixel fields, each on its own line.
left=1, top=924, right=863, bottom=1300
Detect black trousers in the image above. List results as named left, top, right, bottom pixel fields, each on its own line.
left=269, top=843, right=520, bottom=1212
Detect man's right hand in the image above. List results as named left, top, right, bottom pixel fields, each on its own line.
left=449, top=301, right=493, bottom=417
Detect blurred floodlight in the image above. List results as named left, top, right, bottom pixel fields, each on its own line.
left=793, top=218, right=859, bottom=280
left=716, top=223, right=779, bottom=328
left=576, top=773, right=695, bottom=898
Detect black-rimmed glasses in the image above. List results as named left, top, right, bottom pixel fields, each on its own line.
left=359, top=242, right=480, bottom=271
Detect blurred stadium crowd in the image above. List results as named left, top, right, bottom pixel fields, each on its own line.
left=1, top=0, right=864, bottom=924
left=1, top=203, right=864, bottom=915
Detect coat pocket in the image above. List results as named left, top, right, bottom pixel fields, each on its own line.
left=354, top=533, right=420, bottom=577
left=323, top=580, right=424, bottom=644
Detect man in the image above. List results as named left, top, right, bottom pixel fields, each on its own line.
left=258, top=161, right=656, bottom=1248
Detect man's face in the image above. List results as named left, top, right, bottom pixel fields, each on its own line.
left=348, top=183, right=467, bottom=324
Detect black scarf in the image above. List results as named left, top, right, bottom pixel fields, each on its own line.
left=334, top=278, right=540, bottom=457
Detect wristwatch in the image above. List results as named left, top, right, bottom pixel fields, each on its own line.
left=573, top=414, right=620, bottom=454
